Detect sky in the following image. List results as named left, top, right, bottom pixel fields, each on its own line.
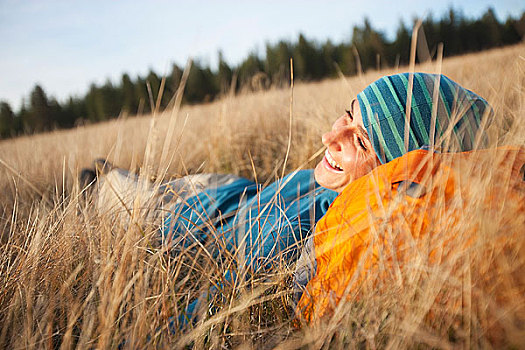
left=1, top=0, right=524, bottom=109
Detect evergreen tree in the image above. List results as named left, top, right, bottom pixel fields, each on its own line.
left=265, top=40, right=292, bottom=86
left=0, top=101, right=15, bottom=138
left=121, top=73, right=137, bottom=113
left=18, top=99, right=30, bottom=134
left=185, top=61, right=219, bottom=103
left=352, top=18, right=388, bottom=71
left=422, top=14, right=439, bottom=54
left=61, top=97, right=85, bottom=127
left=85, top=84, right=107, bottom=121
left=515, top=13, right=525, bottom=39
left=293, top=34, right=323, bottom=80
left=48, top=98, right=64, bottom=127
left=3, top=8, right=525, bottom=137
left=334, top=43, right=356, bottom=76
left=165, top=63, right=184, bottom=105
left=438, top=8, right=462, bottom=55
left=391, top=20, right=411, bottom=66
left=146, top=70, right=166, bottom=108
left=169, top=63, right=183, bottom=92
left=27, top=85, right=54, bottom=132
left=501, top=17, right=522, bottom=44
left=134, top=76, right=149, bottom=114
left=237, top=52, right=264, bottom=90
left=480, top=8, right=503, bottom=48
left=321, top=40, right=338, bottom=78
left=217, top=51, right=233, bottom=94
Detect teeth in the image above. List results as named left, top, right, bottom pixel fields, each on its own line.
left=325, top=150, right=343, bottom=171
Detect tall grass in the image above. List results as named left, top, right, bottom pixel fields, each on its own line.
left=0, top=43, right=524, bottom=348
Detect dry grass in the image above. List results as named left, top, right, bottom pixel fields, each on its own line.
left=0, top=43, right=524, bottom=349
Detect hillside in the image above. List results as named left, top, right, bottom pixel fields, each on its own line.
left=0, top=44, right=524, bottom=348
left=1, top=45, right=524, bottom=193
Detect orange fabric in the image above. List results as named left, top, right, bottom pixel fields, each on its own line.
left=297, top=147, right=525, bottom=322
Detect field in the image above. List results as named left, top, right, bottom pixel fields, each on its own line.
left=1, top=44, right=524, bottom=348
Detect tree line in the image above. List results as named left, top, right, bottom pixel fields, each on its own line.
left=1, top=7, right=524, bottom=139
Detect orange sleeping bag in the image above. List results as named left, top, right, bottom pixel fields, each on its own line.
left=298, top=147, right=525, bottom=322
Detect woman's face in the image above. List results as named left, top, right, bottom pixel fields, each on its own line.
left=314, top=99, right=379, bottom=193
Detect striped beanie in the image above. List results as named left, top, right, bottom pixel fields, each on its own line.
left=357, top=73, right=493, bottom=163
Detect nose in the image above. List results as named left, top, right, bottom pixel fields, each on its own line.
left=322, top=126, right=352, bottom=152
left=323, top=123, right=362, bottom=158
left=322, top=130, right=341, bottom=151
left=323, top=116, right=344, bottom=148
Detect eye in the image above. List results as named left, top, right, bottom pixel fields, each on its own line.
left=357, top=136, right=367, bottom=151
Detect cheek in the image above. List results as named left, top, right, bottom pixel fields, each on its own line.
left=355, top=154, right=377, bottom=177
left=342, top=152, right=376, bottom=179
left=340, top=148, right=359, bottom=169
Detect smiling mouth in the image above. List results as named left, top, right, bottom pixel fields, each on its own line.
left=324, top=150, right=344, bottom=172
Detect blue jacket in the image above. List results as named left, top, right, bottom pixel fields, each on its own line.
left=161, top=169, right=337, bottom=325
left=162, top=169, right=337, bottom=272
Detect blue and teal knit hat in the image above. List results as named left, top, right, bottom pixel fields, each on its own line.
left=357, top=73, right=493, bottom=163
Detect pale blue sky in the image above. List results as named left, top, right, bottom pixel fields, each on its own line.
left=1, top=0, right=523, bottom=109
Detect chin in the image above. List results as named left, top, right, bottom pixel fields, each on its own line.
left=314, top=162, right=349, bottom=193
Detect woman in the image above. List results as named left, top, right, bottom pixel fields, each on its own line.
left=83, top=72, right=516, bottom=325
left=296, top=73, right=525, bottom=324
